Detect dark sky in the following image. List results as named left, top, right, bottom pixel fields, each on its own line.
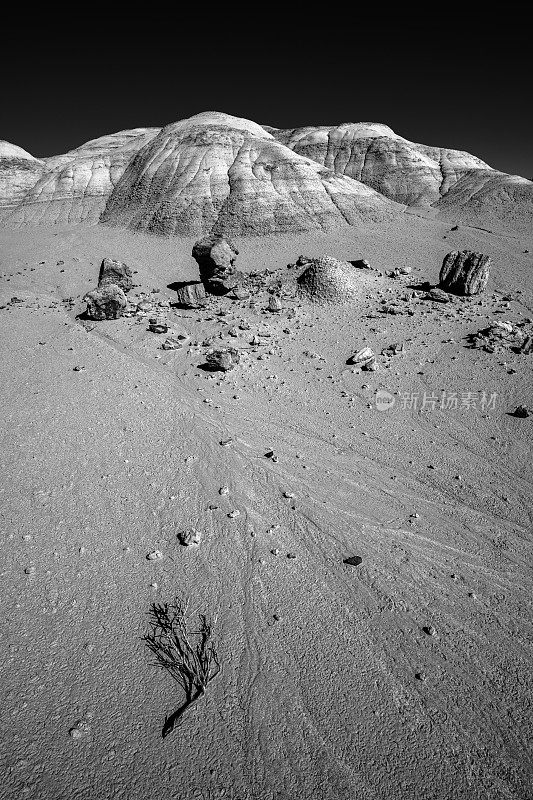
left=2, top=12, right=531, bottom=178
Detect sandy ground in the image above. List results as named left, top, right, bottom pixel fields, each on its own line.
left=0, top=214, right=532, bottom=800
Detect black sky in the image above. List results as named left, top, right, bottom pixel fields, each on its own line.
left=2, top=12, right=531, bottom=178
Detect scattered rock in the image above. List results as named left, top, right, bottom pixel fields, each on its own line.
left=382, top=342, right=404, bottom=357
left=174, top=282, right=207, bottom=308
left=349, top=258, right=373, bottom=270
left=83, top=284, right=127, bottom=320
left=344, top=556, right=363, bottom=566
left=98, top=258, right=134, bottom=293
left=219, top=485, right=230, bottom=495
left=512, top=405, right=530, bottom=418
left=148, top=317, right=169, bottom=334
left=439, top=250, right=491, bottom=296
left=205, top=347, right=240, bottom=372
left=422, top=625, right=437, bottom=636
left=362, top=360, right=379, bottom=372
left=347, top=347, right=375, bottom=366
left=146, top=550, right=163, bottom=560
left=69, top=721, right=91, bottom=739
left=161, top=337, right=183, bottom=351
left=227, top=510, right=240, bottom=519
left=268, top=296, right=282, bottom=313
left=424, top=288, right=450, bottom=303
left=519, top=336, right=532, bottom=354
left=468, top=320, right=532, bottom=354
left=379, top=302, right=403, bottom=315
left=178, top=529, right=202, bottom=546
left=232, top=287, right=250, bottom=300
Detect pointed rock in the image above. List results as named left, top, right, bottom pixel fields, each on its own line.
left=98, top=258, right=134, bottom=293
left=192, top=235, right=243, bottom=295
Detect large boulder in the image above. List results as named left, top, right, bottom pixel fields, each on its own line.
left=174, top=282, right=207, bottom=308
left=98, top=258, right=134, bottom=293
left=205, top=347, right=240, bottom=371
left=83, top=284, right=127, bottom=320
left=192, top=235, right=243, bottom=295
left=439, top=250, right=491, bottom=296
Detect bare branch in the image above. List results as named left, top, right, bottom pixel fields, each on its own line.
left=143, top=598, right=221, bottom=737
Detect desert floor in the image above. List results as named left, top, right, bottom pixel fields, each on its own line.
left=1, top=213, right=532, bottom=800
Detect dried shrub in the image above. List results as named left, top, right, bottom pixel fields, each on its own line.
left=143, top=598, right=221, bottom=738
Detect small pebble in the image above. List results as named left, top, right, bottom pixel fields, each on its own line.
left=422, top=625, right=437, bottom=637
left=344, top=556, right=362, bottom=567
left=219, top=485, right=230, bottom=495
left=24, top=566, right=36, bottom=575
left=146, top=550, right=163, bottom=560
left=227, top=510, right=240, bottom=519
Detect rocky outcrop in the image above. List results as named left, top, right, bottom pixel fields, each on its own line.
left=98, top=258, right=134, bottom=292
left=0, top=141, right=45, bottom=207
left=100, top=112, right=399, bottom=236
left=433, top=170, right=533, bottom=233
left=1, top=129, right=159, bottom=226
left=1, top=112, right=531, bottom=235
left=268, top=123, right=491, bottom=207
left=439, top=250, right=491, bottom=295
left=267, top=123, right=533, bottom=231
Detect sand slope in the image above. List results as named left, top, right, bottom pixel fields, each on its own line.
left=1, top=215, right=532, bottom=799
